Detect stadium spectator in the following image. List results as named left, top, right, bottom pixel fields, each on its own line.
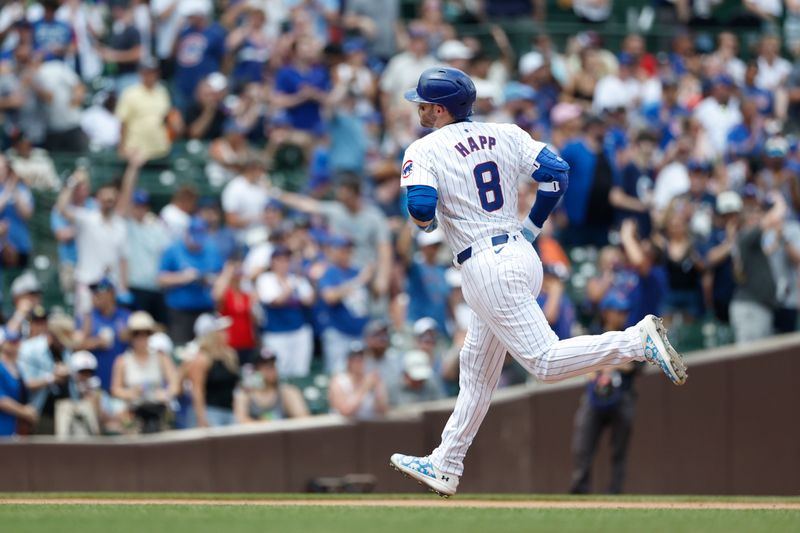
left=17, top=306, right=71, bottom=434
left=197, top=197, right=237, bottom=261
left=116, top=157, right=171, bottom=324
left=186, top=313, right=240, bottom=427
left=50, top=167, right=94, bottom=296
left=0, top=328, right=39, bottom=437
left=160, top=184, right=198, bottom=239
left=593, top=53, right=642, bottom=113
left=32, top=0, right=74, bottom=61
left=56, top=349, right=104, bottom=437
left=233, top=347, right=309, bottom=423
left=343, top=0, right=400, bottom=62
left=610, top=129, right=657, bottom=237
left=700, top=191, right=743, bottom=323
left=226, top=3, right=272, bottom=89
left=111, top=311, right=179, bottom=433
left=730, top=193, right=787, bottom=343
left=100, top=0, right=142, bottom=94
left=213, top=258, right=258, bottom=366
left=186, top=73, right=229, bottom=141
left=619, top=219, right=669, bottom=326
left=329, top=341, right=388, bottom=420
left=221, top=157, right=270, bottom=243
left=0, top=156, right=33, bottom=268
left=398, top=228, right=450, bottom=335
left=172, top=0, right=226, bottom=113
left=363, top=318, right=403, bottom=406
left=116, top=59, right=182, bottom=160
left=56, top=173, right=128, bottom=316
left=392, top=349, right=444, bottom=406
left=271, top=39, right=331, bottom=134
left=6, top=271, right=43, bottom=334
left=763, top=211, right=800, bottom=334
left=158, top=217, right=224, bottom=345
left=74, top=278, right=131, bottom=392
left=35, top=59, right=88, bottom=153
left=537, top=264, right=576, bottom=340
left=693, top=75, right=742, bottom=158
left=276, top=173, right=392, bottom=285
left=256, top=245, right=314, bottom=378
left=560, top=113, right=615, bottom=247
left=317, top=235, right=373, bottom=373
left=0, top=41, right=47, bottom=147
left=5, top=131, right=59, bottom=191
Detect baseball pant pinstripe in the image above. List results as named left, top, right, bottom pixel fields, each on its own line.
left=430, top=234, right=646, bottom=477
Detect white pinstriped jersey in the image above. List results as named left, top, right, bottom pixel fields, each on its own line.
left=400, top=121, right=546, bottom=254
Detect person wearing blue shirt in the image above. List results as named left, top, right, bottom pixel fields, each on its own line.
left=619, top=219, right=669, bottom=327
left=75, top=279, right=131, bottom=393
left=536, top=264, right=576, bottom=340
left=172, top=5, right=226, bottom=112
left=641, top=78, right=689, bottom=149
left=0, top=328, right=38, bottom=437
left=743, top=62, right=774, bottom=117
left=32, top=0, right=74, bottom=62
left=197, top=198, right=238, bottom=261
left=402, top=229, right=451, bottom=336
left=158, top=217, right=224, bottom=345
left=256, top=246, right=315, bottom=378
left=273, top=40, right=331, bottom=133
left=560, top=114, right=615, bottom=247
left=0, top=166, right=34, bottom=267
left=317, top=236, right=372, bottom=373
left=610, top=130, right=657, bottom=237
left=698, top=192, right=743, bottom=323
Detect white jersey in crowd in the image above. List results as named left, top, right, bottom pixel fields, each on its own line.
left=400, top=121, right=546, bottom=254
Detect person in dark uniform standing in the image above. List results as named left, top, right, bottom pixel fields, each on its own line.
left=570, top=290, right=642, bottom=494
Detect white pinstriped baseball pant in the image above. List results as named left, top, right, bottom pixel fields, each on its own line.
left=430, top=234, right=646, bottom=477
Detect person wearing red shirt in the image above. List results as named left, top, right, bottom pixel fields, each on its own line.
left=213, top=259, right=257, bottom=365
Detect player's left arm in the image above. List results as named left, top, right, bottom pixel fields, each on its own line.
left=522, top=145, right=569, bottom=241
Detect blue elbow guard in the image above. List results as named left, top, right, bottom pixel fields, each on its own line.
left=531, top=146, right=569, bottom=198
left=407, top=185, right=438, bottom=222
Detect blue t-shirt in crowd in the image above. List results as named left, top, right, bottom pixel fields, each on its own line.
left=263, top=298, right=308, bottom=333
left=560, top=139, right=597, bottom=226
left=274, top=64, right=331, bottom=132
left=329, top=111, right=367, bottom=174
left=726, top=123, right=764, bottom=160
left=625, top=265, right=669, bottom=327
left=641, top=102, right=689, bottom=149
left=743, top=85, right=773, bottom=117
left=698, top=227, right=736, bottom=305
left=0, top=362, right=22, bottom=436
left=50, top=198, right=96, bottom=265
left=159, top=240, right=224, bottom=311
left=536, top=292, right=576, bottom=340
left=0, top=182, right=33, bottom=254
left=406, top=261, right=450, bottom=335
left=32, top=19, right=73, bottom=60
left=174, top=22, right=226, bottom=98
left=615, top=162, right=654, bottom=236
left=77, top=307, right=130, bottom=392
left=232, top=36, right=270, bottom=86
left=317, top=265, right=369, bottom=336
left=206, top=227, right=237, bottom=261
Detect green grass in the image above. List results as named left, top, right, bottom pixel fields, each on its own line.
left=1, top=503, right=798, bottom=533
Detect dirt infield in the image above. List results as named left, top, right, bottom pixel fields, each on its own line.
left=2, top=498, right=799, bottom=511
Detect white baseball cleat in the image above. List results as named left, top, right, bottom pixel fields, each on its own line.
left=389, top=453, right=459, bottom=497
left=638, top=314, right=688, bottom=385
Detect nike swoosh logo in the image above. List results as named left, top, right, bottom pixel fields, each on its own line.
left=494, top=246, right=505, bottom=254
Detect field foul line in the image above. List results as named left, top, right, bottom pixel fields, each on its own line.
left=1, top=499, right=799, bottom=510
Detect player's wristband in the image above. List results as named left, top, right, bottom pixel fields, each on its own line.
left=522, top=217, right=542, bottom=241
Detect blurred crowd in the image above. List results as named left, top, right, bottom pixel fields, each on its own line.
left=0, top=0, right=800, bottom=438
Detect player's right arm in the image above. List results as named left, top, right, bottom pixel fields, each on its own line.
left=400, top=140, right=439, bottom=232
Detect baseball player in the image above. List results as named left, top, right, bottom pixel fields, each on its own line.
left=390, top=67, right=688, bottom=497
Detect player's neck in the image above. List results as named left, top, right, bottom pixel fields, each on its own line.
left=434, top=117, right=470, bottom=129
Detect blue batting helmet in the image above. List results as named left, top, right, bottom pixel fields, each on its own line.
left=404, top=67, right=476, bottom=120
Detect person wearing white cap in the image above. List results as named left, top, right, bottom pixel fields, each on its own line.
left=54, top=350, right=103, bottom=437
left=393, top=349, right=444, bottom=406
left=111, top=311, right=179, bottom=433
left=398, top=228, right=451, bottom=336
left=437, top=40, right=473, bottom=71
left=185, top=313, right=239, bottom=427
